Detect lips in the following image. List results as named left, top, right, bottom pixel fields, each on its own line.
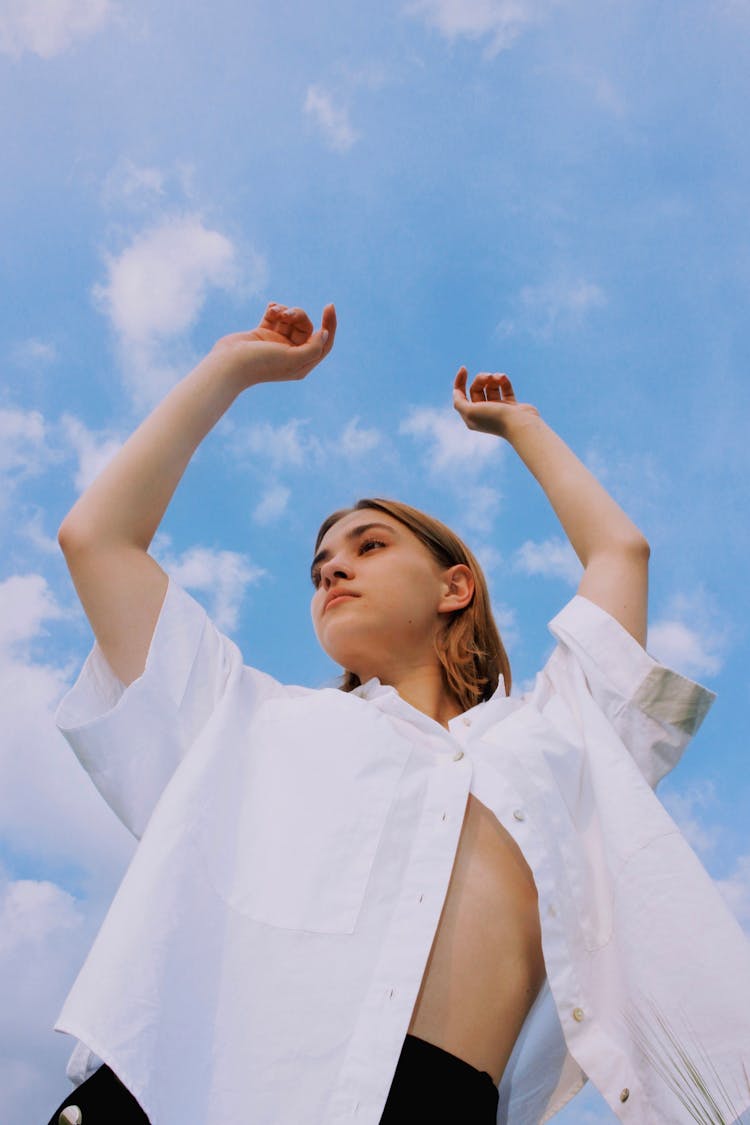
left=324, top=590, right=360, bottom=613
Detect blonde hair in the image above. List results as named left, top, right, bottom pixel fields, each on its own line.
left=313, top=498, right=511, bottom=709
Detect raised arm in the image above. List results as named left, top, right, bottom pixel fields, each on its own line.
left=453, top=368, right=649, bottom=646
left=58, top=302, right=336, bottom=685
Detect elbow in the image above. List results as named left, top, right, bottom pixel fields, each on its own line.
left=626, top=532, right=650, bottom=561
left=57, top=515, right=94, bottom=557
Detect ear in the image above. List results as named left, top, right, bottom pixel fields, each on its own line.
left=438, top=564, right=475, bottom=614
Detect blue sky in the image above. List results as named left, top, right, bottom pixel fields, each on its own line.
left=1, top=0, right=749, bottom=1120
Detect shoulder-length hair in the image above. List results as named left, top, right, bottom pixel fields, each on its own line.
left=313, top=498, right=511, bottom=709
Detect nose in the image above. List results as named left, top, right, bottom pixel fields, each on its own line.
left=319, top=553, right=352, bottom=588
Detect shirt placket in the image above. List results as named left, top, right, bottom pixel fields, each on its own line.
left=327, top=733, right=473, bottom=1124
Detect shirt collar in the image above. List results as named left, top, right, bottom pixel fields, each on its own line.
left=351, top=675, right=516, bottom=739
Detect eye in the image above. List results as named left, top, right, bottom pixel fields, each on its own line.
left=359, top=538, right=385, bottom=555
left=311, top=567, right=321, bottom=589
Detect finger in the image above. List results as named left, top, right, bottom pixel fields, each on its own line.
left=263, top=301, right=287, bottom=321
left=469, top=373, right=498, bottom=402
left=287, top=325, right=331, bottom=374
left=454, top=366, right=469, bottom=398
left=319, top=303, right=337, bottom=357
left=283, top=307, right=314, bottom=336
left=498, top=374, right=516, bottom=402
left=484, top=374, right=504, bottom=402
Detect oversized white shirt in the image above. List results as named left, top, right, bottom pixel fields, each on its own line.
left=54, top=578, right=750, bottom=1125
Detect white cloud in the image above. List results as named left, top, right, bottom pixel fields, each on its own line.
left=0, top=406, right=47, bottom=478
left=95, top=214, right=239, bottom=345
left=253, top=483, right=291, bottom=526
left=0, top=0, right=114, bottom=59
left=340, top=416, right=382, bottom=458
left=0, top=573, right=63, bottom=649
left=463, top=484, right=502, bottom=533
left=304, top=85, right=359, bottom=152
left=404, top=0, right=549, bottom=57
left=648, top=592, right=727, bottom=679
left=0, top=868, right=92, bottom=1120
left=660, top=780, right=721, bottom=857
left=153, top=539, right=265, bottom=631
left=10, top=338, right=57, bottom=366
left=400, top=405, right=501, bottom=473
left=514, top=536, right=582, bottom=583
left=715, top=854, right=750, bottom=935
left=232, top=418, right=322, bottom=471
left=0, top=575, right=134, bottom=891
left=102, top=157, right=167, bottom=210
left=498, top=277, right=606, bottom=339
left=19, top=508, right=60, bottom=555
left=93, top=214, right=264, bottom=407
left=60, top=414, right=122, bottom=492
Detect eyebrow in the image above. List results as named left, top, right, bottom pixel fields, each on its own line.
left=311, top=522, right=396, bottom=577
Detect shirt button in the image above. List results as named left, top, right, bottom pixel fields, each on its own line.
left=572, top=1007, right=585, bottom=1022
left=547, top=903, right=557, bottom=917
left=512, top=808, right=526, bottom=821
left=620, top=1088, right=630, bottom=1103
left=462, top=716, right=472, bottom=726
left=59, top=1110, right=83, bottom=1125
left=452, top=749, right=464, bottom=761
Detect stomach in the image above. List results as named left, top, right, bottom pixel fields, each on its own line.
left=407, top=794, right=547, bottom=1085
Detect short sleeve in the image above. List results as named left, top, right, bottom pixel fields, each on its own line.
left=530, top=594, right=716, bottom=788
left=55, top=578, right=244, bottom=838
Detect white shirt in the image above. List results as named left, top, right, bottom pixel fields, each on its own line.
left=54, top=579, right=750, bottom=1125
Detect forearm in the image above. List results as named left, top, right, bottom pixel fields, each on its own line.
left=58, top=350, right=247, bottom=552
left=507, top=414, right=649, bottom=565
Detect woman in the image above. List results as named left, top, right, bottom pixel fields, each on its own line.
left=49, top=303, right=750, bottom=1124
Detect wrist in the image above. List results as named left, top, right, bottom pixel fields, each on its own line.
left=498, top=408, right=545, bottom=448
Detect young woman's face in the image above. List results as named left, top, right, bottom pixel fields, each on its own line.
left=310, top=509, right=455, bottom=681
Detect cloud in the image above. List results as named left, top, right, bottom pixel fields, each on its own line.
left=0, top=573, right=63, bottom=649
left=95, top=214, right=238, bottom=345
left=60, top=414, right=122, bottom=492
left=659, top=780, right=721, bottom=857
left=0, top=407, right=47, bottom=479
left=497, top=277, right=606, bottom=339
left=340, top=416, right=382, bottom=458
left=93, top=214, right=264, bottom=407
left=404, top=0, right=548, bottom=57
left=648, top=592, right=727, bottom=679
left=230, top=418, right=323, bottom=471
left=463, top=484, right=502, bottom=533
left=153, top=538, right=265, bottom=631
left=400, top=405, right=501, bottom=473
left=10, top=338, right=58, bottom=367
left=715, top=853, right=750, bottom=936
left=253, top=483, right=291, bottom=526
left=304, top=85, right=360, bottom=152
left=0, top=575, right=135, bottom=890
left=0, top=867, right=92, bottom=1121
left=0, top=0, right=114, bottom=59
left=513, top=536, right=582, bottom=583
left=400, top=405, right=503, bottom=532
left=101, top=157, right=167, bottom=210
left=18, top=509, right=60, bottom=555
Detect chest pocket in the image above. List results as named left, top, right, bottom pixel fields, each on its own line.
left=192, top=690, right=413, bottom=934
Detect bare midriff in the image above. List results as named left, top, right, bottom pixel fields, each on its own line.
left=407, top=793, right=547, bottom=1086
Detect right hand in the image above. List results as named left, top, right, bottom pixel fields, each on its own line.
left=212, top=302, right=337, bottom=386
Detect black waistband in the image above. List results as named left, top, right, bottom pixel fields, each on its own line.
left=379, top=1033, right=500, bottom=1123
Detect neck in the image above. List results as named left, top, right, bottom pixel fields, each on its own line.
left=362, top=662, right=463, bottom=728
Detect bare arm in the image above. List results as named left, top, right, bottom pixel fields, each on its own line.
left=58, top=302, right=337, bottom=685
left=453, top=368, right=649, bottom=646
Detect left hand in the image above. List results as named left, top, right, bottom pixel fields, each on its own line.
left=453, top=367, right=539, bottom=439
